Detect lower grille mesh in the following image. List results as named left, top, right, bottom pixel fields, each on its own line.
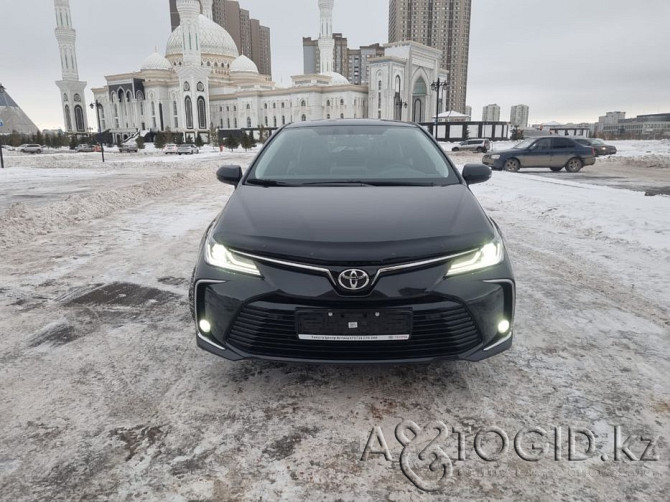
left=227, top=303, right=481, bottom=360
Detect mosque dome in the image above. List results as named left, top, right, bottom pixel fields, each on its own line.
left=141, top=51, right=172, bottom=71
left=166, top=14, right=239, bottom=59
left=320, top=71, right=350, bottom=85
left=230, top=55, right=259, bottom=74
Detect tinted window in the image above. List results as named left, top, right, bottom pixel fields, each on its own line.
left=552, top=138, right=575, bottom=149
left=531, top=139, right=552, bottom=151
left=249, top=125, right=457, bottom=185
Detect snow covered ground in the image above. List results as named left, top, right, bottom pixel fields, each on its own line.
left=0, top=146, right=668, bottom=500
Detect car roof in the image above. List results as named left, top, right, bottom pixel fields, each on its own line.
left=283, top=118, right=417, bottom=129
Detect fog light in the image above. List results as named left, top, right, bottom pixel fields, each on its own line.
left=199, top=320, right=212, bottom=333
left=498, top=319, right=510, bottom=334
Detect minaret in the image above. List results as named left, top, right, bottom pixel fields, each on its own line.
left=318, top=0, right=335, bottom=73
left=177, top=0, right=202, bottom=66
left=53, top=0, right=88, bottom=134
left=200, top=0, right=213, bottom=20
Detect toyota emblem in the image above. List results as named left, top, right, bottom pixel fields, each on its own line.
left=338, top=269, right=370, bottom=291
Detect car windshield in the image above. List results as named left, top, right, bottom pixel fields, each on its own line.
left=247, top=124, right=457, bottom=186
left=513, top=139, right=534, bottom=149
left=591, top=139, right=605, bottom=145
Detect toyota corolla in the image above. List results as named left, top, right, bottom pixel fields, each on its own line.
left=190, top=120, right=515, bottom=363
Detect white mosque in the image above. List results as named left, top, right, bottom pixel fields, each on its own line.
left=54, top=0, right=449, bottom=143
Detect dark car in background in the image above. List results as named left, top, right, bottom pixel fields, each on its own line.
left=482, top=136, right=596, bottom=172
left=574, top=137, right=617, bottom=156
left=190, top=120, right=515, bottom=364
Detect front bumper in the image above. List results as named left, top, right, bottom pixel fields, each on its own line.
left=192, top=255, right=515, bottom=364
left=482, top=156, right=505, bottom=170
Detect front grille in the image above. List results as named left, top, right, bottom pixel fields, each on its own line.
left=226, top=302, right=481, bottom=360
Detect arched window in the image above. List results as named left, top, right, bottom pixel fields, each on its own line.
left=326, top=100, right=331, bottom=107
left=273, top=103, right=276, bottom=109
left=126, top=91, right=132, bottom=102
left=197, top=81, right=205, bottom=92
left=340, top=99, right=344, bottom=106
left=301, top=114, right=306, bottom=122
left=273, top=116, right=277, bottom=127
left=395, top=75, right=402, bottom=93
left=74, top=105, right=85, bottom=132
left=234, top=118, right=237, bottom=128
left=184, top=82, right=190, bottom=91
left=264, top=103, right=268, bottom=109
left=281, top=103, right=285, bottom=109
left=246, top=117, right=251, bottom=128
left=185, top=96, right=193, bottom=129
left=326, top=114, right=330, bottom=119
left=264, top=116, right=268, bottom=126
left=246, top=104, right=250, bottom=110
left=64, top=105, right=72, bottom=131
left=118, top=89, right=124, bottom=102
left=173, top=101, right=179, bottom=128
left=63, top=94, right=68, bottom=102
left=378, top=80, right=382, bottom=91
left=197, top=96, right=206, bottom=129
left=300, top=100, right=306, bottom=107
left=340, top=113, right=344, bottom=119
left=282, top=116, right=286, bottom=125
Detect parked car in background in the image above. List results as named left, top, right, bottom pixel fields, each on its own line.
left=164, top=143, right=179, bottom=154
left=75, top=144, right=95, bottom=152
left=482, top=136, right=596, bottom=172
left=19, top=144, right=42, bottom=154
left=573, top=137, right=617, bottom=156
left=451, top=138, right=491, bottom=153
left=178, top=144, right=199, bottom=155
left=119, top=142, right=139, bottom=153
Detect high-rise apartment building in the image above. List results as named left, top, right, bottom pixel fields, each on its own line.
left=510, top=104, right=529, bottom=128
left=388, top=0, right=471, bottom=113
left=482, top=104, right=500, bottom=122
left=169, top=0, right=272, bottom=77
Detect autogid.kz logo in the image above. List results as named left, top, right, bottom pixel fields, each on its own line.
left=360, top=420, right=661, bottom=492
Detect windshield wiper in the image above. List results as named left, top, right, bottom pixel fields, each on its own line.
left=299, top=180, right=439, bottom=187
left=245, top=179, right=296, bottom=186
left=299, top=180, right=376, bottom=186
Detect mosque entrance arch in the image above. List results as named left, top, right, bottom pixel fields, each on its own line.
left=412, top=76, right=427, bottom=123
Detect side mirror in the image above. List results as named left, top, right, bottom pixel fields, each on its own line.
left=216, top=165, right=242, bottom=186
left=462, top=164, right=492, bottom=185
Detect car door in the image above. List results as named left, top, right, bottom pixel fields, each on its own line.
left=523, top=138, right=552, bottom=167
left=551, top=137, right=575, bottom=167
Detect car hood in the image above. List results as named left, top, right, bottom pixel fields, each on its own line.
left=212, top=185, right=495, bottom=264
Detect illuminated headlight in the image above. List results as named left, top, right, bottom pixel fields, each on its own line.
left=490, top=154, right=500, bottom=159
left=205, top=235, right=261, bottom=276
left=446, top=238, right=504, bottom=276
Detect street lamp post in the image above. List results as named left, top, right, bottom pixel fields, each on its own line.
left=430, top=78, right=448, bottom=139
left=89, top=100, right=105, bottom=163
left=0, top=83, right=5, bottom=168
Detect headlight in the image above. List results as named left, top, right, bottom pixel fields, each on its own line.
left=205, top=235, right=261, bottom=276
left=490, top=154, right=501, bottom=159
left=446, top=238, right=504, bottom=276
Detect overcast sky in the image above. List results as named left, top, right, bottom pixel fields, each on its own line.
left=2, top=0, right=669, bottom=130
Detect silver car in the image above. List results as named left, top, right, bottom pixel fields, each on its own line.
left=19, top=144, right=42, bottom=154
left=178, top=144, right=199, bottom=155
left=451, top=139, right=491, bottom=153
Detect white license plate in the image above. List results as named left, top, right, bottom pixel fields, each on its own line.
left=298, top=334, right=410, bottom=341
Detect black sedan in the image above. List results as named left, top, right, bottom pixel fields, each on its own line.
left=190, top=120, right=515, bottom=363
left=482, top=136, right=596, bottom=172
left=574, top=137, right=617, bottom=156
